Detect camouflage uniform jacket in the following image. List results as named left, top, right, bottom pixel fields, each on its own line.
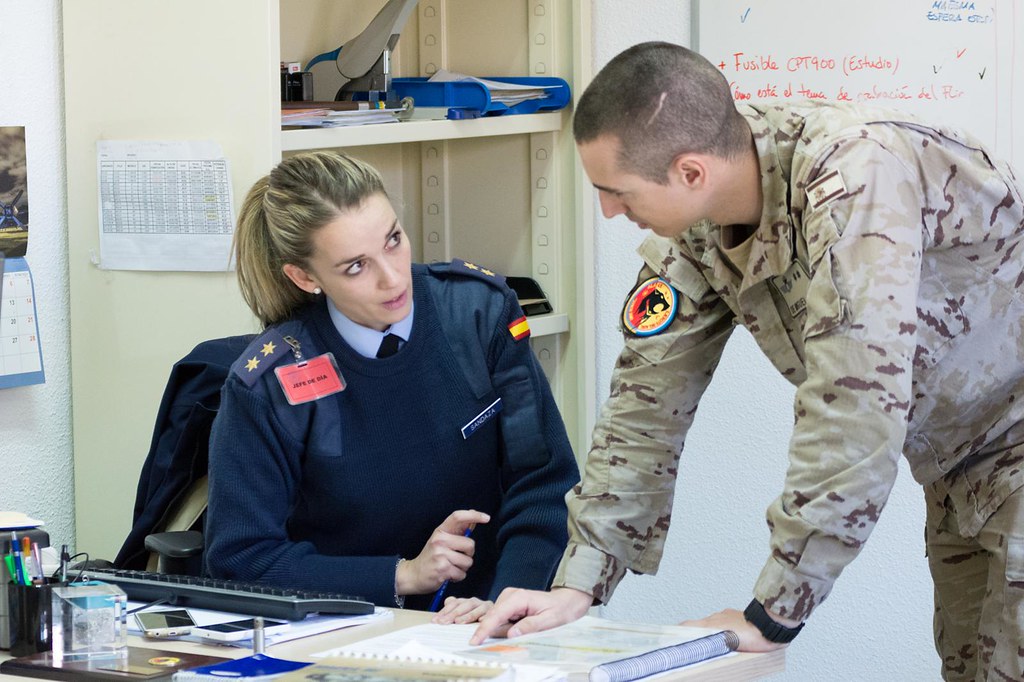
left=553, top=101, right=1024, bottom=621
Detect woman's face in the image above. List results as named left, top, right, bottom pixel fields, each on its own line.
left=285, top=193, right=413, bottom=331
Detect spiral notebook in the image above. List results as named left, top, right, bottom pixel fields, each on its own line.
left=274, top=653, right=514, bottom=682
left=313, top=618, right=736, bottom=682
left=460, top=617, right=737, bottom=682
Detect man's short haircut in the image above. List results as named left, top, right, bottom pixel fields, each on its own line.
left=574, top=42, right=750, bottom=183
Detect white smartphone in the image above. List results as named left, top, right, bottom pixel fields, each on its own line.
left=134, top=609, right=196, bottom=638
left=191, top=617, right=290, bottom=642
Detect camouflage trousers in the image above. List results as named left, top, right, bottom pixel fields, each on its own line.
left=925, top=470, right=1024, bottom=681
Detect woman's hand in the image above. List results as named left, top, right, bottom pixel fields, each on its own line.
left=432, top=597, right=494, bottom=624
left=396, top=509, right=490, bottom=595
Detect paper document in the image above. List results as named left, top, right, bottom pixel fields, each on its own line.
left=459, top=617, right=735, bottom=681
left=96, top=140, right=235, bottom=271
left=428, top=69, right=557, bottom=105
left=129, top=603, right=391, bottom=649
left=312, top=625, right=563, bottom=682
left=319, top=617, right=737, bottom=682
left=0, top=511, right=44, bottom=529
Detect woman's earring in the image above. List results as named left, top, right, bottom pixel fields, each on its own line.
left=313, top=287, right=322, bottom=295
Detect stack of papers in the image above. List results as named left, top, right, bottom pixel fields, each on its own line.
left=0, top=511, right=44, bottom=529
left=128, top=603, right=392, bottom=649
left=282, top=107, right=402, bottom=128
left=428, top=69, right=558, bottom=106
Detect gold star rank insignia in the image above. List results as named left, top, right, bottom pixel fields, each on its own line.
left=451, top=258, right=507, bottom=287
left=261, top=341, right=277, bottom=356
left=245, top=356, right=260, bottom=372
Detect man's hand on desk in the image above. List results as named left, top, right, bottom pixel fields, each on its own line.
left=432, top=596, right=493, bottom=624
left=469, top=586, right=591, bottom=644
left=680, top=608, right=792, bottom=652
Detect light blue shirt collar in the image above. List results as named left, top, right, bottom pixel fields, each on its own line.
left=327, top=298, right=414, bottom=359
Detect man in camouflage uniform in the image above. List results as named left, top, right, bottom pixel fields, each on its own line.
left=473, top=42, right=1024, bottom=681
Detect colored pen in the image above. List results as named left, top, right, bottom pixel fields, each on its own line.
left=21, top=536, right=35, bottom=581
left=59, top=544, right=69, bottom=583
left=10, top=533, right=27, bottom=585
left=32, top=542, right=44, bottom=582
left=4, top=551, right=17, bottom=583
left=429, top=527, right=474, bottom=612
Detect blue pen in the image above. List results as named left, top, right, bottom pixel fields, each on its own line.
left=429, top=527, right=473, bottom=612
left=9, top=533, right=27, bottom=585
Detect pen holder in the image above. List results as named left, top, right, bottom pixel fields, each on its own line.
left=7, top=578, right=62, bottom=657
left=50, top=581, right=128, bottom=661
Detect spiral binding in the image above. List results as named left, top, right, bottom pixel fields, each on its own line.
left=323, top=651, right=513, bottom=682
left=589, top=630, right=740, bottom=682
left=335, top=651, right=506, bottom=668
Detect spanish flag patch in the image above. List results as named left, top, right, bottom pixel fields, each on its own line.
left=508, top=316, right=530, bottom=341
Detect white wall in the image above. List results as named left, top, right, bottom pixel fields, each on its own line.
left=0, top=1, right=74, bottom=550
left=589, top=2, right=937, bottom=680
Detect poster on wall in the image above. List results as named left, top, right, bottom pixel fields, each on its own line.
left=0, top=126, right=29, bottom=258
left=96, top=139, right=235, bottom=271
left=0, top=125, right=44, bottom=389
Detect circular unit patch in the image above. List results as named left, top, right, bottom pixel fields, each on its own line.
left=622, top=277, right=677, bottom=336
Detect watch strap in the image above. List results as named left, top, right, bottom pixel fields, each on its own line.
left=743, top=599, right=804, bottom=643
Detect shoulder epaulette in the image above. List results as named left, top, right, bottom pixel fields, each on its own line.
left=433, top=258, right=507, bottom=287
left=233, top=328, right=291, bottom=387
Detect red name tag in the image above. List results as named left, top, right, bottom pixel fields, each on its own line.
left=274, top=353, right=346, bottom=405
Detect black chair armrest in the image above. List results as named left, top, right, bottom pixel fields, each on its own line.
left=144, top=530, right=204, bottom=575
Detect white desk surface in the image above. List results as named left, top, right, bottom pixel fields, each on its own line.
left=0, top=609, right=785, bottom=680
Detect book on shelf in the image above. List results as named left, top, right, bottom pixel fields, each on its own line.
left=281, top=100, right=411, bottom=129
left=275, top=654, right=513, bottom=682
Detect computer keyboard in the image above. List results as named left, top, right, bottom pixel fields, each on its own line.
left=82, top=568, right=375, bottom=621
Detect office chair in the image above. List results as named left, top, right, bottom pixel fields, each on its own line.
left=113, top=334, right=255, bottom=576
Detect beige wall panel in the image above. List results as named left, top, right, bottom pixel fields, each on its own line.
left=64, top=0, right=278, bottom=559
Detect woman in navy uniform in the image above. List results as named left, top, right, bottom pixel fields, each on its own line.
left=205, top=151, right=578, bottom=621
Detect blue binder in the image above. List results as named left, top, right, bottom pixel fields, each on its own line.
left=390, top=76, right=570, bottom=117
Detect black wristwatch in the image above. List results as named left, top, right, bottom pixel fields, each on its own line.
left=743, top=599, right=804, bottom=643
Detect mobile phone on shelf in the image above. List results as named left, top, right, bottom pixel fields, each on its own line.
left=192, top=617, right=290, bottom=642
left=134, top=609, right=196, bottom=638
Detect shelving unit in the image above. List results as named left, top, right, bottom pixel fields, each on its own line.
left=63, top=0, right=593, bottom=560
left=281, top=111, right=567, bottom=150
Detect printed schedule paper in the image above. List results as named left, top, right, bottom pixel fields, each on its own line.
left=96, top=140, right=235, bottom=271
left=0, top=257, right=44, bottom=389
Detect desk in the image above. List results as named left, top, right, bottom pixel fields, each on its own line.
left=0, top=610, right=785, bottom=680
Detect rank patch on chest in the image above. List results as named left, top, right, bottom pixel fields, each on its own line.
left=768, top=260, right=810, bottom=318
left=806, top=169, right=847, bottom=210
left=622, top=277, right=677, bottom=336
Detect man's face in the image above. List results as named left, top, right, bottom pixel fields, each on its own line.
left=577, top=134, right=703, bottom=239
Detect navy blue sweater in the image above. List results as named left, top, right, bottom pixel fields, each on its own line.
left=206, top=263, right=578, bottom=610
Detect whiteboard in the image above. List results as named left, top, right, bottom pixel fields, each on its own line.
left=694, top=0, right=1023, bottom=173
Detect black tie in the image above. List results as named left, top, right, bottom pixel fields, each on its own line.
left=376, top=333, right=401, bottom=358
